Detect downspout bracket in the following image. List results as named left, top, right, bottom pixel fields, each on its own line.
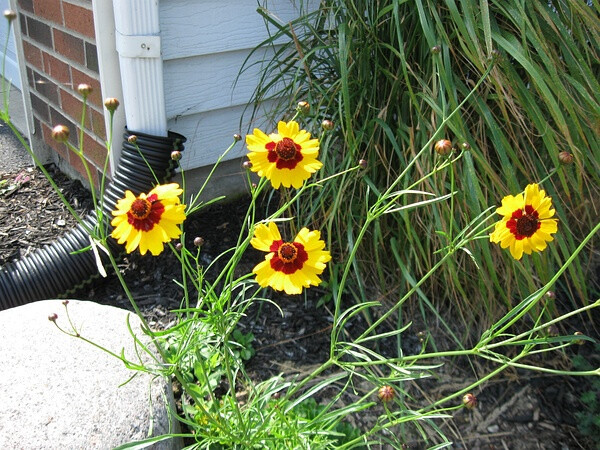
left=115, top=31, right=161, bottom=58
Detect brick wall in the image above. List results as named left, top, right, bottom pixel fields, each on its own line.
left=16, top=0, right=108, bottom=187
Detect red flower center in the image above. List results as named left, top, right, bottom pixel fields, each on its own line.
left=127, top=193, right=164, bottom=232
left=506, top=205, right=540, bottom=240
left=275, top=137, right=297, bottom=160
left=130, top=198, right=151, bottom=220
left=278, top=243, right=298, bottom=263
left=270, top=241, right=308, bottom=274
left=266, top=138, right=303, bottom=169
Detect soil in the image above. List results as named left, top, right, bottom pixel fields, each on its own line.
left=1, top=130, right=598, bottom=448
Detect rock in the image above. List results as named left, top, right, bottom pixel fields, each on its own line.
left=0, top=300, right=182, bottom=450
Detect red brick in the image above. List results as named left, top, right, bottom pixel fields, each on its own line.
left=34, top=0, right=63, bottom=25
left=53, top=28, right=84, bottom=64
left=68, top=146, right=100, bottom=188
left=89, top=107, right=106, bottom=140
left=22, top=40, right=43, bottom=69
left=18, top=0, right=34, bottom=14
left=81, top=132, right=109, bottom=169
left=70, top=67, right=102, bottom=108
left=58, top=88, right=105, bottom=140
left=63, top=2, right=95, bottom=39
left=59, top=88, right=87, bottom=126
left=42, top=51, right=71, bottom=85
left=26, top=16, right=52, bottom=47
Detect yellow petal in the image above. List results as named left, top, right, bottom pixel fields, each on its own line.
left=509, top=240, right=524, bottom=260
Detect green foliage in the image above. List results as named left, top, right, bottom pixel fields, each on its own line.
left=161, top=321, right=255, bottom=397
left=247, top=0, right=600, bottom=332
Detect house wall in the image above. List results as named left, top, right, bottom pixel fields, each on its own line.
left=11, top=0, right=314, bottom=196
left=1, top=0, right=22, bottom=89
left=160, top=0, right=314, bottom=180
left=13, top=0, right=107, bottom=188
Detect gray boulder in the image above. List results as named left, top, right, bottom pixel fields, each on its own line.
left=0, top=300, right=182, bottom=450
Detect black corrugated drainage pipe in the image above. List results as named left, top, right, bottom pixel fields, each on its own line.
left=0, top=129, right=186, bottom=310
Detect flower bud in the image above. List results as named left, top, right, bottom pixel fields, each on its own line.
left=62, top=300, right=69, bottom=306
left=3, top=9, right=17, bottom=22
left=297, top=101, right=310, bottom=114
left=378, top=385, right=395, bottom=403
left=431, top=45, right=441, bottom=54
left=171, top=150, right=182, bottom=161
left=462, top=393, right=477, bottom=409
left=104, top=97, right=120, bottom=112
left=193, top=237, right=204, bottom=247
left=48, top=313, right=58, bottom=322
left=546, top=324, right=559, bottom=337
left=175, top=242, right=183, bottom=251
left=573, top=331, right=585, bottom=345
left=359, top=159, right=367, bottom=169
left=322, top=119, right=334, bottom=131
left=558, top=151, right=573, bottom=165
left=461, top=142, right=471, bottom=151
left=243, top=160, right=253, bottom=169
left=77, top=83, right=93, bottom=97
left=127, top=135, right=138, bottom=144
left=233, top=133, right=242, bottom=142
left=434, top=139, right=453, bottom=156
left=51, top=125, right=70, bottom=143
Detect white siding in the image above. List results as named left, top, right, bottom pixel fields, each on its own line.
left=160, top=0, right=315, bottom=169
left=0, top=0, right=21, bottom=89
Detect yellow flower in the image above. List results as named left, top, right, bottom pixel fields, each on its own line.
left=110, top=183, right=186, bottom=256
left=490, top=183, right=558, bottom=260
left=246, top=120, right=322, bottom=189
left=251, top=222, right=331, bottom=295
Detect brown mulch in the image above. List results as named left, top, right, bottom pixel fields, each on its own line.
left=1, top=163, right=597, bottom=449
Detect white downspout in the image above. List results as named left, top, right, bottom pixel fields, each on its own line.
left=112, top=0, right=168, bottom=137
left=92, top=2, right=124, bottom=176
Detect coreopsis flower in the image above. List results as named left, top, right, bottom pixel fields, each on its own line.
left=250, top=222, right=331, bottom=295
left=490, top=183, right=558, bottom=260
left=246, top=120, right=322, bottom=189
left=110, top=183, right=186, bottom=256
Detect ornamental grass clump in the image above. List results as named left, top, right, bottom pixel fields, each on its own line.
left=246, top=0, right=600, bottom=331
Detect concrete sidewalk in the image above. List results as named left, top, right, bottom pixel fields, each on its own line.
left=0, top=83, right=33, bottom=173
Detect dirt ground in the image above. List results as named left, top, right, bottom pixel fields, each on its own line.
left=1, top=125, right=598, bottom=448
